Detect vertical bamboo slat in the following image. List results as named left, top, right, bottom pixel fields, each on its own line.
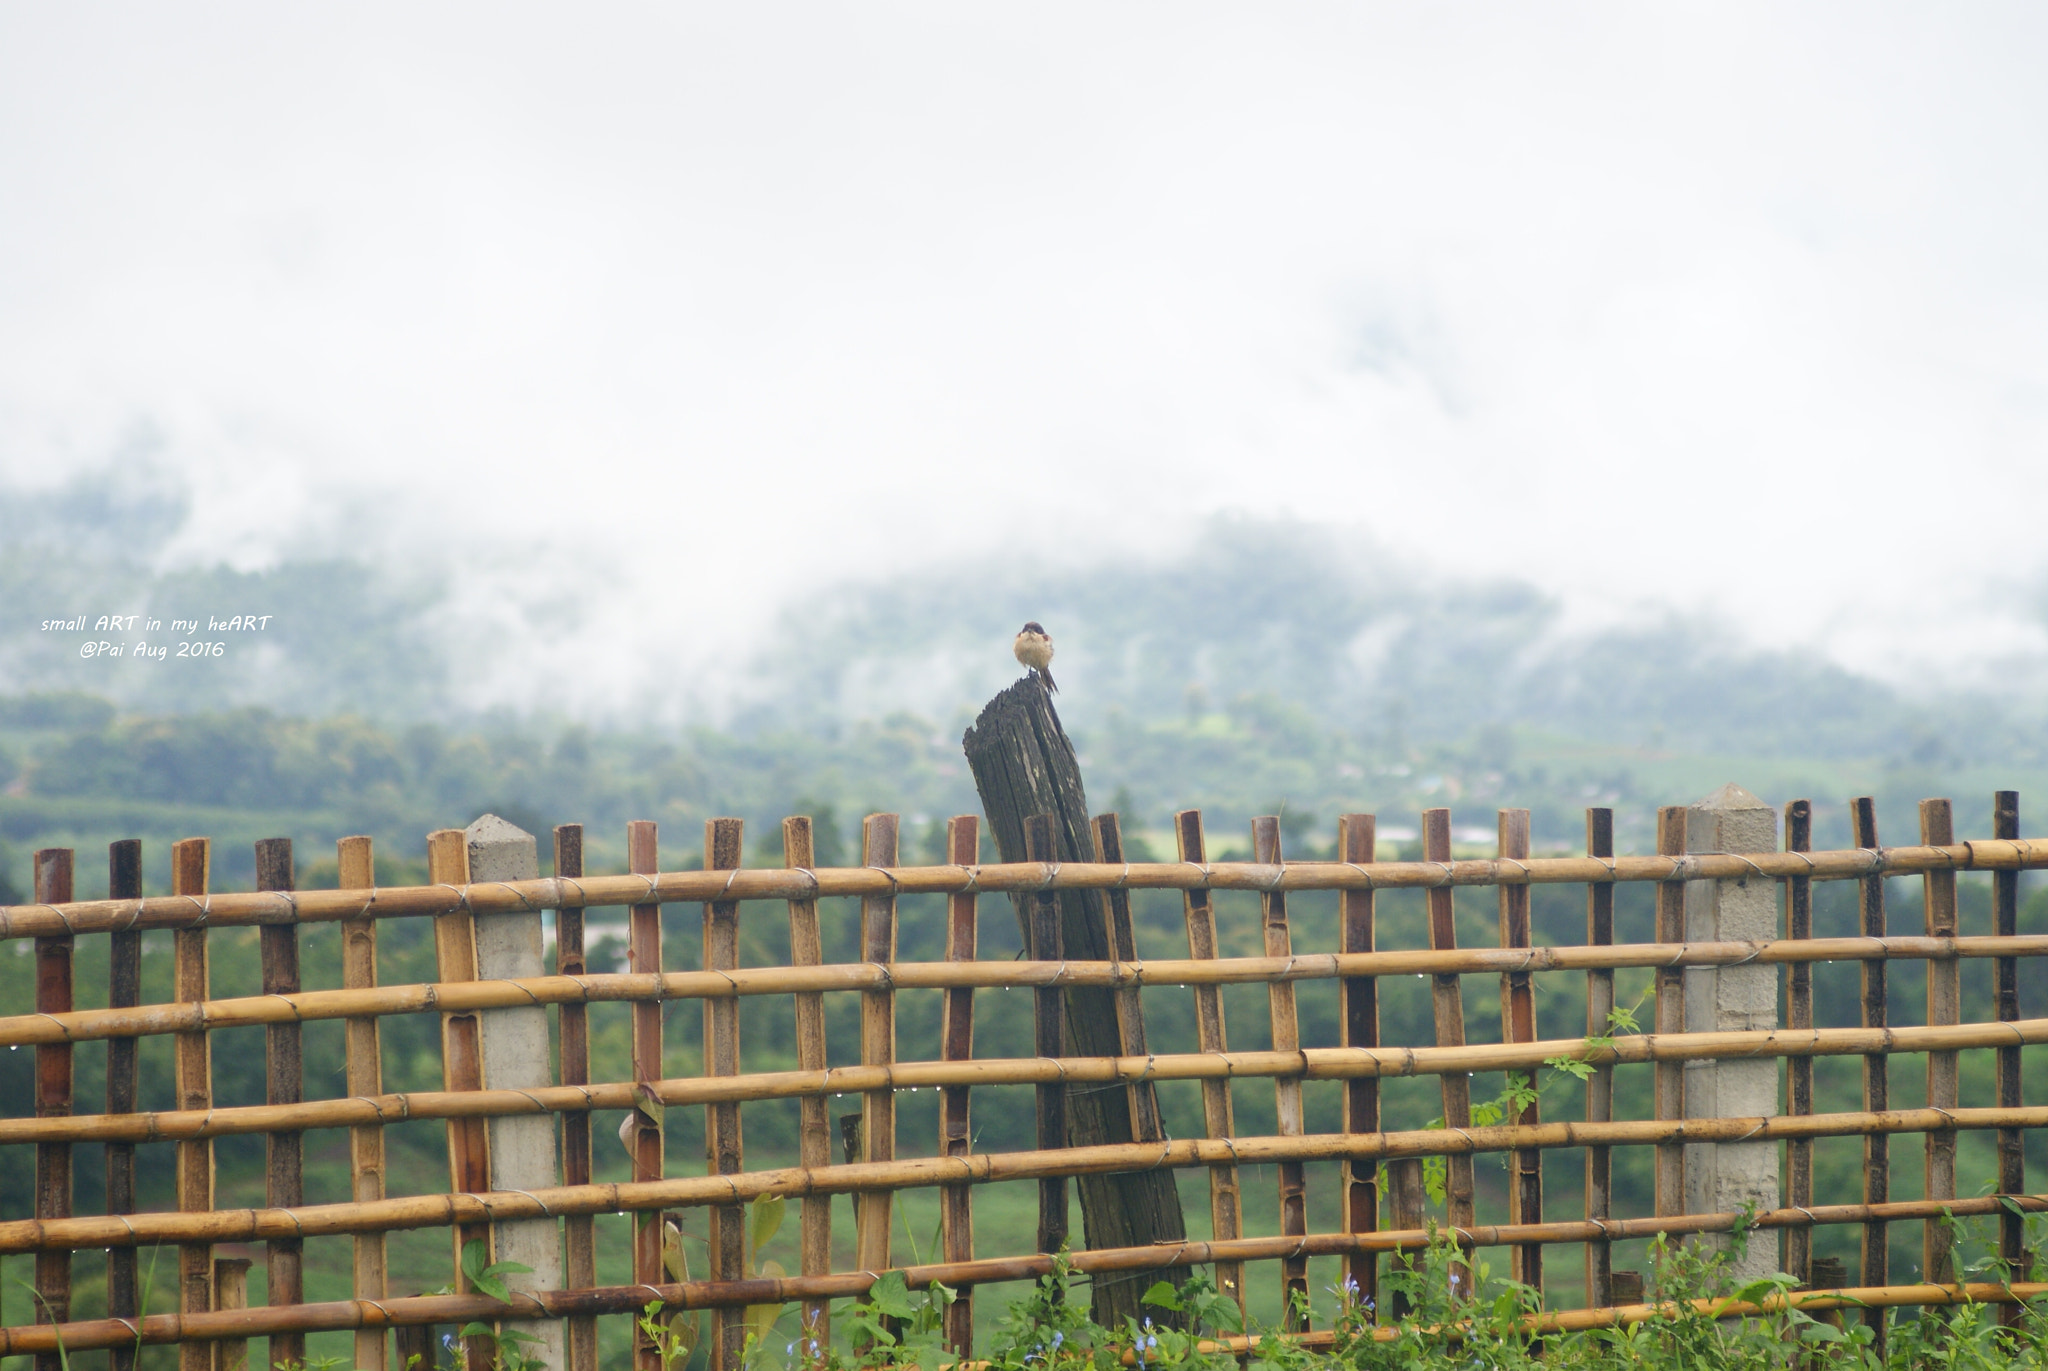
left=1421, top=809, right=1476, bottom=1241
left=1851, top=796, right=1888, bottom=1350
left=1653, top=807, right=1685, bottom=1219
left=1025, top=814, right=1069, bottom=1264
left=703, top=818, right=747, bottom=1371
left=552, top=825, right=597, bottom=1371
left=1174, top=809, right=1243, bottom=1315
left=1920, top=799, right=1959, bottom=1285
left=626, top=820, right=663, bottom=1371
left=337, top=836, right=388, bottom=1371
left=1496, top=809, right=1541, bottom=1295
left=1994, top=791, right=2028, bottom=1326
left=940, top=815, right=979, bottom=1358
left=1583, top=808, right=1614, bottom=1308
left=1337, top=813, right=1379, bottom=1316
left=1386, top=1158, right=1425, bottom=1320
left=256, top=838, right=304, bottom=1371
left=212, top=1256, right=250, bottom=1371
left=1782, top=801, right=1814, bottom=1288
left=782, top=817, right=831, bottom=1357
left=426, top=829, right=491, bottom=1371
left=32, top=848, right=74, bottom=1371
left=172, top=837, right=213, bottom=1371
left=1251, top=816, right=1309, bottom=1327
left=106, top=839, right=142, bottom=1371
left=856, top=814, right=900, bottom=1276
left=1092, top=814, right=1164, bottom=1146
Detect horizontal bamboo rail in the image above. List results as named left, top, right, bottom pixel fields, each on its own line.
left=9, top=935, right=2047, bottom=1048
left=10, top=1101, right=2048, bottom=1255
left=8, top=1015, right=2044, bottom=1149
left=5, top=1192, right=2045, bottom=1355
left=4, top=839, right=2046, bottom=940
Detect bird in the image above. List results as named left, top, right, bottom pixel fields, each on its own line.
left=1013, top=621, right=1057, bottom=693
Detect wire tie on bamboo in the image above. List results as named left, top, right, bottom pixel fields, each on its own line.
left=507, top=1188, right=553, bottom=1216
left=1792, top=1206, right=1820, bottom=1228
left=40, top=902, right=77, bottom=935
left=1502, top=856, right=1532, bottom=884
left=34, top=1012, right=74, bottom=1041
left=188, top=894, right=212, bottom=927
left=436, top=884, right=473, bottom=916
left=1432, top=862, right=1454, bottom=887
left=1342, top=862, right=1374, bottom=890
left=266, top=993, right=306, bottom=1020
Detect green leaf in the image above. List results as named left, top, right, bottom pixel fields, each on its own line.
left=868, top=1270, right=917, bottom=1321
left=1142, top=1281, right=1184, bottom=1311
left=750, top=1194, right=786, bottom=1261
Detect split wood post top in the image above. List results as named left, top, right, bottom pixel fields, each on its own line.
left=1681, top=784, right=1781, bottom=1283
left=467, top=816, right=565, bottom=1371
left=961, top=676, right=1187, bottom=1331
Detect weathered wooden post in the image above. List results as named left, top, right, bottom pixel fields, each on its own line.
left=962, top=678, right=1188, bottom=1331
left=1681, top=784, right=1781, bottom=1283
left=466, top=815, right=565, bottom=1371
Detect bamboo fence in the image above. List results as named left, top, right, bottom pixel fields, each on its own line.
left=2, top=797, right=2045, bottom=1370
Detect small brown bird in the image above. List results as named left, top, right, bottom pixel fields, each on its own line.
left=1013, top=621, right=1057, bottom=693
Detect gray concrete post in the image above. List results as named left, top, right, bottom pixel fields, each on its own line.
left=1681, top=784, right=1781, bottom=1282
left=467, top=815, right=565, bottom=1371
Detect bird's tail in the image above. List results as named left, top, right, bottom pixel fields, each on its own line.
left=1039, top=667, right=1058, bottom=694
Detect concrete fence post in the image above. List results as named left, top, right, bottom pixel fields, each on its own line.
left=1682, top=783, right=1781, bottom=1282
left=467, top=815, right=565, bottom=1371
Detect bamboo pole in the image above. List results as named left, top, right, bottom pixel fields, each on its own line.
left=703, top=818, right=746, bottom=1371
left=33, top=848, right=74, bottom=1371
left=11, top=839, right=2048, bottom=940
left=172, top=837, right=213, bottom=1371
left=1653, top=808, right=1685, bottom=1219
left=14, top=1014, right=2048, bottom=1151
left=1423, top=809, right=1476, bottom=1246
left=1496, top=810, right=1540, bottom=1293
left=256, top=838, right=304, bottom=1371
left=1583, top=808, right=1613, bottom=1309
left=1026, top=814, right=1070, bottom=1265
left=1386, top=1158, right=1424, bottom=1319
left=1338, top=813, right=1378, bottom=1315
left=213, top=1256, right=250, bottom=1371
left=1851, top=796, right=1888, bottom=1348
left=783, top=816, right=830, bottom=1357
left=338, top=835, right=389, bottom=1371
left=626, top=820, right=663, bottom=1371
left=1093, top=814, right=1163, bottom=1144
left=106, top=839, right=142, bottom=1371
left=1175, top=809, right=1243, bottom=1315
left=1994, top=791, right=2028, bottom=1329
left=1782, top=800, right=1814, bottom=1289
left=427, top=829, right=491, bottom=1371
left=1251, top=816, right=1309, bottom=1326
left=552, top=825, right=596, bottom=1371
left=13, top=931, right=2048, bottom=1050
left=857, top=814, right=900, bottom=1277
left=15, top=1102, right=2048, bottom=1257
left=1920, top=799, right=1959, bottom=1286
left=940, top=814, right=978, bottom=1358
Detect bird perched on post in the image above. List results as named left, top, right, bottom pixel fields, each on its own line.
left=1013, top=621, right=1057, bottom=693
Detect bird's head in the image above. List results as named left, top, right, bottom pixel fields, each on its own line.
left=1020, top=621, right=1046, bottom=635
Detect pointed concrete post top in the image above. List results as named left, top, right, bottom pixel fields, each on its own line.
left=1694, top=782, right=1769, bottom=812
left=1687, top=783, right=1776, bottom=855
left=466, top=813, right=539, bottom=882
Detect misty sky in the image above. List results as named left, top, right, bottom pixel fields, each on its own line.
left=3, top=6, right=2046, bottom=711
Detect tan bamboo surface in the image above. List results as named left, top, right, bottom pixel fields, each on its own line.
left=1422, top=809, right=1476, bottom=1246
left=1093, top=813, right=1164, bottom=1145
left=1652, top=807, right=1684, bottom=1219
left=256, top=837, right=304, bottom=1371
left=170, top=836, right=213, bottom=1371
left=783, top=815, right=832, bottom=1354
left=338, top=836, right=388, bottom=1371
left=213, top=1256, right=250, bottom=1371
left=1995, top=790, right=2030, bottom=1330
left=939, top=814, right=978, bottom=1358
left=1920, top=798, right=1960, bottom=1285
left=9, top=1190, right=2046, bottom=1356
left=104, top=839, right=143, bottom=1371
left=1495, top=809, right=1541, bottom=1292
left=626, top=819, right=663, bottom=1371
left=1174, top=808, right=1243, bottom=1314
left=1851, top=796, right=1888, bottom=1350
left=704, top=817, right=747, bottom=1371
left=1337, top=813, right=1377, bottom=1313
left=856, top=813, right=900, bottom=1276
left=1252, top=816, right=1309, bottom=1326
left=31, top=847, right=72, bottom=1371
left=552, top=825, right=597, bottom=1371
left=1581, top=807, right=1614, bottom=1309
left=9, top=839, right=2048, bottom=941
left=1781, top=800, right=1813, bottom=1287
left=426, top=828, right=490, bottom=1371
left=14, top=1014, right=2048, bottom=1151
left=10, top=931, right=2048, bottom=1050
